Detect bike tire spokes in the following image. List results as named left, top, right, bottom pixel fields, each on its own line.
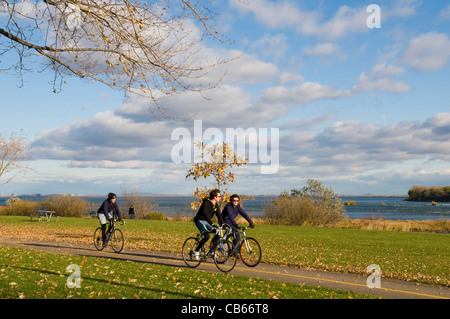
left=240, top=237, right=262, bottom=267
left=214, top=240, right=237, bottom=272
left=93, top=227, right=105, bottom=251
left=111, top=229, right=124, bottom=253
left=182, top=237, right=202, bottom=268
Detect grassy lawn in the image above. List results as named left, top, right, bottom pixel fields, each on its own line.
left=0, top=245, right=376, bottom=299
left=0, top=216, right=448, bottom=287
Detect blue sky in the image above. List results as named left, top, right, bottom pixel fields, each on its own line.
left=1, top=0, right=450, bottom=196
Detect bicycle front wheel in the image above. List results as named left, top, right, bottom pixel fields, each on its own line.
left=182, top=237, right=202, bottom=268
left=93, top=227, right=104, bottom=251
left=111, top=228, right=124, bottom=253
left=240, top=237, right=261, bottom=267
left=214, top=239, right=237, bottom=273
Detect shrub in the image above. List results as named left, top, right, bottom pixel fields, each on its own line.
left=4, top=199, right=38, bottom=216
left=407, top=185, right=450, bottom=202
left=43, top=194, right=89, bottom=217
left=144, top=212, right=166, bottom=220
left=264, top=179, right=347, bottom=226
left=121, top=187, right=158, bottom=219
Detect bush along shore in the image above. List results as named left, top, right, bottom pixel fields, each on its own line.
left=406, top=185, right=450, bottom=202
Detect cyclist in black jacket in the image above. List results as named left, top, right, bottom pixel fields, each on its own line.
left=97, top=193, right=123, bottom=247
left=192, top=189, right=224, bottom=258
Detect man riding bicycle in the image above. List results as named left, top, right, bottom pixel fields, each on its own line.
left=97, top=192, right=123, bottom=247
left=192, top=189, right=224, bottom=259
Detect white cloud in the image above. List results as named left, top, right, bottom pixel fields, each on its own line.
left=280, top=113, right=450, bottom=176
left=259, top=82, right=351, bottom=108
left=303, top=43, right=338, bottom=56
left=230, top=0, right=319, bottom=32
left=230, top=0, right=372, bottom=40
left=276, top=71, right=304, bottom=86
left=438, top=4, right=450, bottom=21
left=353, top=62, right=410, bottom=93
left=401, top=32, right=450, bottom=72
left=252, top=33, right=289, bottom=59
left=386, top=0, right=420, bottom=18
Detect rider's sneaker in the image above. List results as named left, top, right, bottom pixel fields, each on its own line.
left=206, top=250, right=217, bottom=258
left=192, top=250, right=200, bottom=260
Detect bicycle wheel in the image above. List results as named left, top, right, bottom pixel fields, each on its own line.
left=214, top=239, right=237, bottom=273
left=111, top=228, right=124, bottom=253
left=93, top=227, right=105, bottom=251
left=240, top=237, right=262, bottom=267
left=182, top=237, right=202, bottom=268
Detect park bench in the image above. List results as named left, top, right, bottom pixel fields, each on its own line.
left=30, top=210, right=58, bottom=222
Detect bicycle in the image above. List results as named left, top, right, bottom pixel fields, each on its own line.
left=93, top=218, right=125, bottom=253
left=182, top=224, right=238, bottom=273
left=228, top=225, right=262, bottom=267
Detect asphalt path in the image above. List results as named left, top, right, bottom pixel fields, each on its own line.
left=1, top=238, right=449, bottom=300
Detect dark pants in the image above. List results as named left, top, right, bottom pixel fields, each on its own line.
left=194, top=220, right=219, bottom=252
left=225, top=222, right=241, bottom=252
left=101, top=223, right=113, bottom=244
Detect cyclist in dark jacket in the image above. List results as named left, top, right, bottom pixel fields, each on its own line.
left=97, top=193, right=123, bottom=246
left=192, top=189, right=224, bottom=258
left=222, top=194, right=254, bottom=251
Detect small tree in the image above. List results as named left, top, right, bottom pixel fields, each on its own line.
left=264, top=179, right=347, bottom=226
left=186, top=141, right=247, bottom=210
left=45, top=194, right=89, bottom=217
left=0, top=132, right=32, bottom=185
left=121, top=186, right=158, bottom=219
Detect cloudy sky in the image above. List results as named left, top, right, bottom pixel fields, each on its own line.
left=1, top=0, right=450, bottom=196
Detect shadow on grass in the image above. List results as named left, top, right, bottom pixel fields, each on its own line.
left=1, top=263, right=202, bottom=299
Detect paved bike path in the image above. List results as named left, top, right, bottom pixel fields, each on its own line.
left=1, top=238, right=449, bottom=299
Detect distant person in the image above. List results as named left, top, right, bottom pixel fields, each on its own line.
left=222, top=194, right=254, bottom=252
left=97, top=193, right=123, bottom=247
left=128, top=205, right=135, bottom=219
left=192, top=189, right=224, bottom=259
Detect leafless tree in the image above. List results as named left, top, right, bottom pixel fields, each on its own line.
left=0, top=0, right=235, bottom=116
left=0, top=132, right=32, bottom=185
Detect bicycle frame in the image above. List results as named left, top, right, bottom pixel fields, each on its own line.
left=182, top=224, right=237, bottom=272
left=231, top=225, right=262, bottom=267
left=93, top=218, right=125, bottom=253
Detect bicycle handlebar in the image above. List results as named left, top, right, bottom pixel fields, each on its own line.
left=112, top=218, right=125, bottom=226
left=238, top=224, right=255, bottom=230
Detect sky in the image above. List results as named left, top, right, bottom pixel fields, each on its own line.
left=1, top=0, right=450, bottom=196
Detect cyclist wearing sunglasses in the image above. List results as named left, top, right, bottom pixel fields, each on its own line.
left=222, top=194, right=255, bottom=251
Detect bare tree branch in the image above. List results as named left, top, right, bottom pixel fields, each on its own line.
left=0, top=132, right=32, bottom=186
left=0, top=0, right=237, bottom=116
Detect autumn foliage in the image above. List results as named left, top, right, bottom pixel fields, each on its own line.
left=186, top=141, right=247, bottom=210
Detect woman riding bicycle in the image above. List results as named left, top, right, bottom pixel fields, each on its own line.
left=192, top=189, right=224, bottom=259
left=222, top=194, right=255, bottom=252
left=97, top=193, right=123, bottom=247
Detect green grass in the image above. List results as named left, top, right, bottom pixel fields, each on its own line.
left=0, top=216, right=449, bottom=286
left=0, top=245, right=376, bottom=299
